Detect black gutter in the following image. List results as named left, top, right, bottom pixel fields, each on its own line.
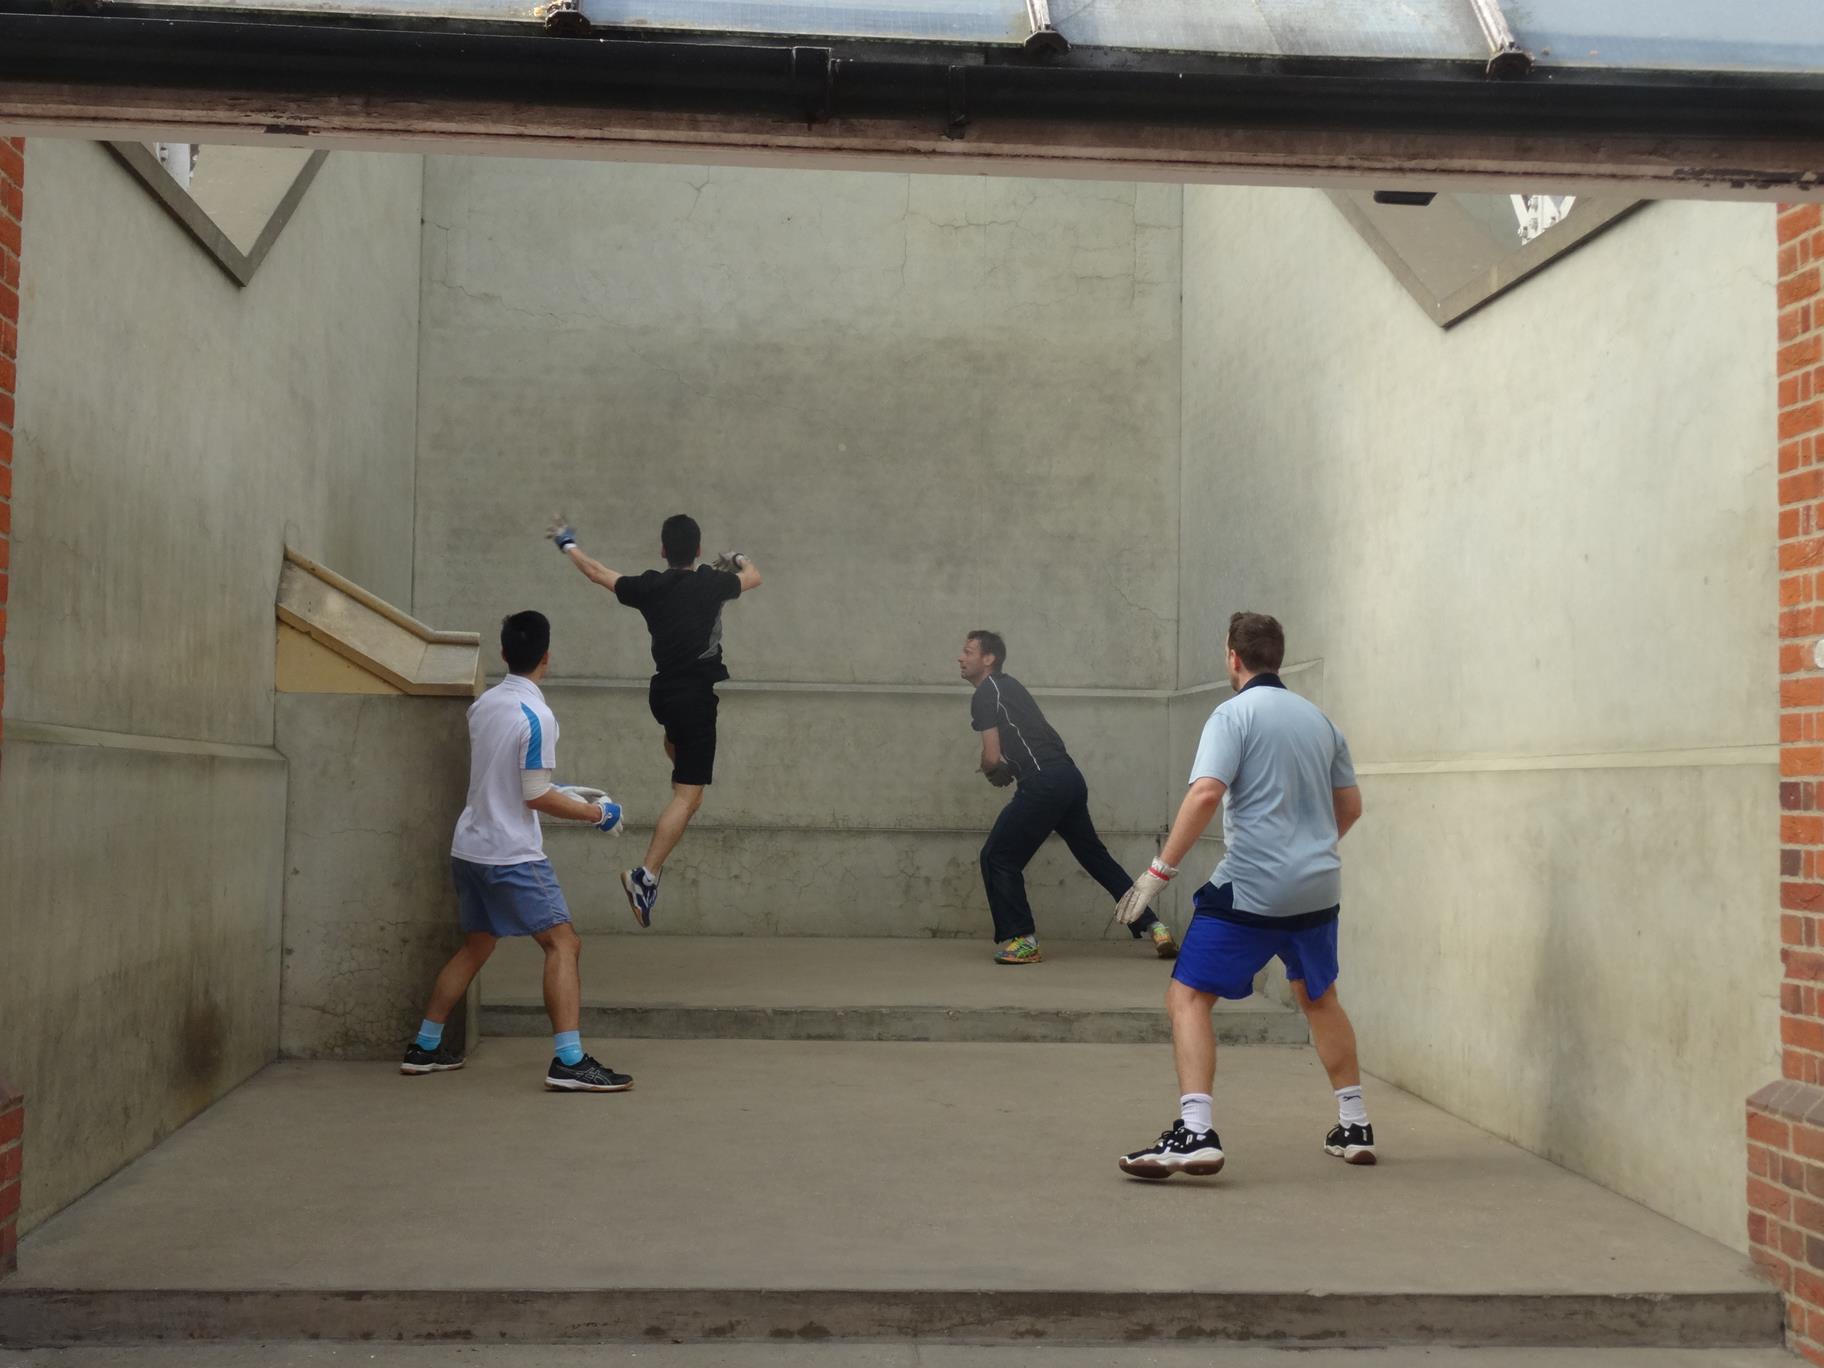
left=1, top=4, right=1822, bottom=143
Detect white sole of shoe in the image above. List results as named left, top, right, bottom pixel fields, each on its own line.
left=1325, top=1143, right=1377, bottom=1165
left=1119, top=1151, right=1225, bottom=1179
left=544, top=1077, right=634, bottom=1093
left=398, top=1061, right=463, bottom=1075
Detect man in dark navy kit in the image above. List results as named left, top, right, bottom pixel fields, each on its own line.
left=958, top=630, right=1178, bottom=965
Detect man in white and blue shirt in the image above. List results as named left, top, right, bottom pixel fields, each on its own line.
left=1112, top=612, right=1374, bottom=1178
left=400, top=610, right=635, bottom=1094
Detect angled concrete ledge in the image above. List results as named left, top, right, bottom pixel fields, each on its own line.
left=276, top=548, right=481, bottom=698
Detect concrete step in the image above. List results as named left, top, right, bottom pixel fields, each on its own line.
left=3, top=1041, right=1776, bottom=1352
left=4, top=1350, right=1802, bottom=1368
left=477, top=935, right=1306, bottom=1044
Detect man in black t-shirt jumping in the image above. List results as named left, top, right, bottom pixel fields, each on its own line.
left=958, top=630, right=1179, bottom=965
left=548, top=512, right=762, bottom=927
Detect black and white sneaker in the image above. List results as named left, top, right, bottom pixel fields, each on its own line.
left=544, top=1054, right=633, bottom=1093
left=1324, top=1122, right=1376, bottom=1165
left=399, top=1041, right=465, bottom=1075
left=1118, top=1120, right=1226, bottom=1179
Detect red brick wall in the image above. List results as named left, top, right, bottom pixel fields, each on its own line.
left=0, top=137, right=19, bottom=1280
left=0, top=136, right=18, bottom=748
left=1753, top=199, right=1824, bottom=1363
left=0, top=1077, right=19, bottom=1276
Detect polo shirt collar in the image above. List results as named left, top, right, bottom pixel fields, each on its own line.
left=1238, top=672, right=1287, bottom=693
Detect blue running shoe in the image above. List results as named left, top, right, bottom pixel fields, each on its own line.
left=621, top=866, right=659, bottom=928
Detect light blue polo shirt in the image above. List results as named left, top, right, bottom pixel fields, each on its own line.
left=1190, top=675, right=1357, bottom=918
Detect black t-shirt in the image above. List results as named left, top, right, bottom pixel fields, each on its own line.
left=970, top=672, right=1071, bottom=780
left=613, top=564, right=742, bottom=680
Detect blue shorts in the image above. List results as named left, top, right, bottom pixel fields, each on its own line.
left=451, top=857, right=571, bottom=937
left=1170, top=884, right=1340, bottom=1001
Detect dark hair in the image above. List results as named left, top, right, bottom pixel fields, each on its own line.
left=967, top=629, right=1007, bottom=673
left=1227, top=612, right=1285, bottom=674
left=661, top=514, right=701, bottom=568
left=501, top=610, right=551, bottom=674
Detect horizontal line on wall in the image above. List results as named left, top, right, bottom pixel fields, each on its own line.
left=5, top=720, right=285, bottom=764
left=548, top=822, right=1169, bottom=838
left=1354, top=743, right=1777, bottom=777
left=537, top=661, right=1314, bottom=703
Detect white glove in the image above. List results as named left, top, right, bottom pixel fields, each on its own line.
left=555, top=785, right=624, bottom=836
left=710, top=551, right=746, bottom=573
left=1115, top=858, right=1178, bottom=925
left=546, top=512, right=578, bottom=553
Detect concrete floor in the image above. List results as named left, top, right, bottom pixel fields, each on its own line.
left=12, top=1040, right=1763, bottom=1299
left=477, top=936, right=1303, bottom=1043
left=0, top=1349, right=1800, bottom=1368
left=479, top=935, right=1247, bottom=1012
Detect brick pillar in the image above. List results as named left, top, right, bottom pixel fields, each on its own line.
left=0, top=136, right=18, bottom=747
left=0, top=138, right=20, bottom=1281
left=0, top=1078, right=19, bottom=1276
left=1751, top=199, right=1824, bottom=1362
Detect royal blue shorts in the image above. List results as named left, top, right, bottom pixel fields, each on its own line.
left=1170, top=882, right=1340, bottom=1001
left=451, top=857, right=571, bottom=937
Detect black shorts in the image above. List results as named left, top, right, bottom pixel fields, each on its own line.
left=648, top=674, right=719, bottom=786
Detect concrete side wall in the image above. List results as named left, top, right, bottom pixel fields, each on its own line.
left=412, top=159, right=1183, bottom=938
left=1178, top=188, right=1780, bottom=1248
left=0, top=141, right=424, bottom=1228
left=278, top=694, right=474, bottom=1058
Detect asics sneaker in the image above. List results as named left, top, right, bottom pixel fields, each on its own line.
left=621, top=866, right=659, bottom=928
left=399, top=1041, right=465, bottom=1075
left=545, top=1054, right=634, bottom=1093
left=994, top=935, right=1042, bottom=965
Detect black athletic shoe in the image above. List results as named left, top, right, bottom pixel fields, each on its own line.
left=399, top=1041, right=465, bottom=1075
left=1118, top=1120, right=1225, bottom=1179
left=1324, top=1122, right=1376, bottom=1165
left=544, top=1054, right=633, bottom=1093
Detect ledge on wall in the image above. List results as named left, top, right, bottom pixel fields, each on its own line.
left=276, top=548, right=481, bottom=697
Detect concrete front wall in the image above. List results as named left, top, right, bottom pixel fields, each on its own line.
left=1178, top=187, right=1779, bottom=1248
left=413, top=158, right=1183, bottom=939
left=538, top=687, right=1167, bottom=938
left=0, top=141, right=423, bottom=1228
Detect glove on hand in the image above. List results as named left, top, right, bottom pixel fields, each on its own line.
left=983, top=760, right=1015, bottom=788
left=546, top=512, right=578, bottom=553
left=1115, top=858, right=1178, bottom=924
left=556, top=785, right=623, bottom=836
left=710, top=551, right=747, bottom=573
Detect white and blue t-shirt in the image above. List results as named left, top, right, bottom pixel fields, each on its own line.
left=1190, top=675, right=1357, bottom=918
left=450, top=673, right=558, bottom=867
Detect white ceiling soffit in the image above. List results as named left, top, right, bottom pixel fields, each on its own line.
left=105, top=0, right=1824, bottom=71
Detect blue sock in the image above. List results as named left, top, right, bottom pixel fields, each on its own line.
left=554, top=1030, right=583, bottom=1066
left=415, top=1019, right=444, bottom=1051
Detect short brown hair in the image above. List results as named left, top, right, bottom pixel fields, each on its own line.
left=1227, top=612, right=1285, bottom=673
left=967, top=630, right=1007, bottom=673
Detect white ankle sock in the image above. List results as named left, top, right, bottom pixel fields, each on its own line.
left=1336, top=1085, right=1368, bottom=1127
left=1179, top=1093, right=1213, bottom=1135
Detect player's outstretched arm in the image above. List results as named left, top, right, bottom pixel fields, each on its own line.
left=1115, top=777, right=1227, bottom=924
left=546, top=513, right=621, bottom=591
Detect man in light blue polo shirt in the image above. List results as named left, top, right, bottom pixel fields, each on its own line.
left=1111, top=612, right=1371, bottom=1179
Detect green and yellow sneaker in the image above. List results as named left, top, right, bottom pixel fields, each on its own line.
left=1150, top=922, right=1180, bottom=960
left=995, top=935, right=1043, bottom=965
